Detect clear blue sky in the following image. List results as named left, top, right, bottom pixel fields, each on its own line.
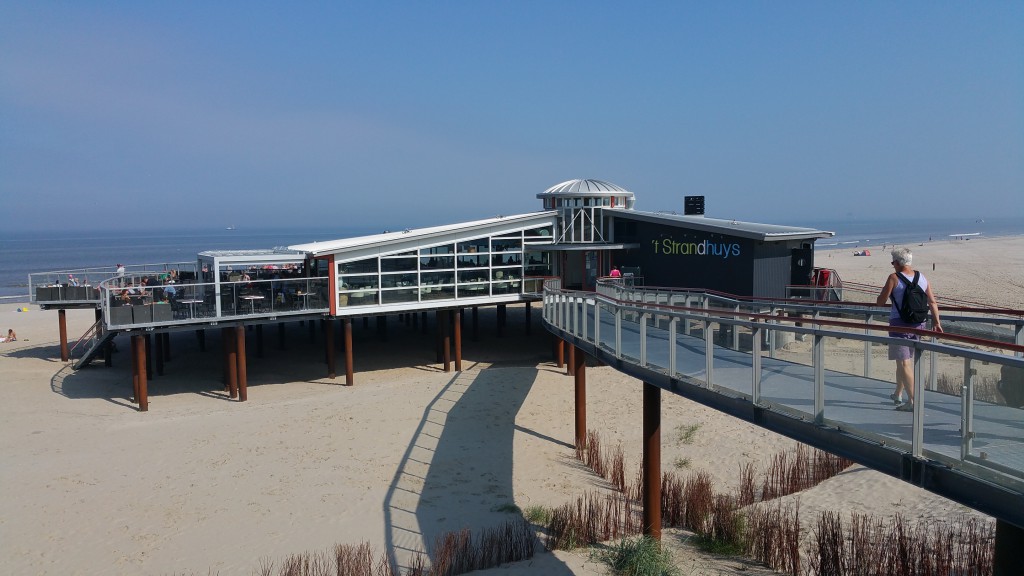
left=2, top=1, right=1021, bottom=232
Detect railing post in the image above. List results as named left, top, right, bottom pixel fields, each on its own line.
left=704, top=319, right=714, bottom=389
left=574, top=295, right=581, bottom=337
left=864, top=320, right=872, bottom=377
left=582, top=295, right=589, bottom=341
left=615, top=308, right=622, bottom=360
left=732, top=304, right=740, bottom=350
left=813, top=332, right=824, bottom=424
left=668, top=317, right=677, bottom=379
left=912, top=347, right=924, bottom=458
left=640, top=312, right=649, bottom=367
left=752, top=320, right=762, bottom=404
left=961, top=358, right=975, bottom=461
left=594, top=301, right=601, bottom=348
left=1016, top=322, right=1023, bottom=358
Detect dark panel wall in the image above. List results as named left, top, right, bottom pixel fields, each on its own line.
left=618, top=221, right=756, bottom=295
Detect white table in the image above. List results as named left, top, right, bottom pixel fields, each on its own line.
left=240, top=295, right=265, bottom=314
left=179, top=298, right=203, bottom=318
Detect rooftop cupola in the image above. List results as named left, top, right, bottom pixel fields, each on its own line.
left=537, top=179, right=635, bottom=243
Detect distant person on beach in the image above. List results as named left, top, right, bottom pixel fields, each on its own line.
left=1, top=329, right=16, bottom=343
left=875, top=247, right=943, bottom=411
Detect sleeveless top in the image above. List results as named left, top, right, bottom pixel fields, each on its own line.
left=890, top=270, right=929, bottom=321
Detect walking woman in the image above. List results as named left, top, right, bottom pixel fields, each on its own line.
left=876, top=247, right=943, bottom=411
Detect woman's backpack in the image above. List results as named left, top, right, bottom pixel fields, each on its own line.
left=892, top=271, right=930, bottom=324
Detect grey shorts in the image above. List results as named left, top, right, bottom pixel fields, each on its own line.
left=888, top=318, right=924, bottom=361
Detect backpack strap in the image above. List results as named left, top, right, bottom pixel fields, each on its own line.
left=890, top=271, right=921, bottom=310
left=895, top=271, right=920, bottom=289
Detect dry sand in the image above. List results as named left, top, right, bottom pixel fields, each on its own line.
left=2, top=236, right=1018, bottom=575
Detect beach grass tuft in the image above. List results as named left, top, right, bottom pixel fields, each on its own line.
left=599, top=535, right=679, bottom=576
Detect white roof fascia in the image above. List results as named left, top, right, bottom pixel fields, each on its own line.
left=615, top=210, right=834, bottom=242
left=290, top=212, right=557, bottom=260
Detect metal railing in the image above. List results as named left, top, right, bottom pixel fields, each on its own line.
left=29, top=262, right=198, bottom=305
left=99, top=273, right=330, bottom=329
left=543, top=281, right=1024, bottom=493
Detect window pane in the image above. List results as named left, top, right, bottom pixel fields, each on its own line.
left=422, top=271, right=454, bottom=285
left=381, top=273, right=417, bottom=288
left=421, top=244, right=454, bottom=255
left=339, top=274, right=378, bottom=290
left=492, top=253, right=522, bottom=266
left=339, top=258, right=377, bottom=274
left=492, top=238, right=521, bottom=252
left=421, top=285, right=455, bottom=300
left=458, top=239, right=489, bottom=253
left=381, top=288, right=418, bottom=304
left=381, top=257, right=417, bottom=272
left=346, top=290, right=378, bottom=306
left=420, top=255, right=454, bottom=269
left=457, top=254, right=488, bottom=268
left=458, top=270, right=489, bottom=283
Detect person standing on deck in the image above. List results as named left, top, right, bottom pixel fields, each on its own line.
left=875, top=247, right=943, bottom=411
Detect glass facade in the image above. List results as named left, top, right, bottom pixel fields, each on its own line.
left=335, top=227, right=553, bottom=308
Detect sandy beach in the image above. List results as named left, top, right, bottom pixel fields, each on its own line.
left=2, top=236, right=1019, bottom=575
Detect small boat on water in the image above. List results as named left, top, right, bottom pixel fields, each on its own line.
left=226, top=225, right=236, bottom=231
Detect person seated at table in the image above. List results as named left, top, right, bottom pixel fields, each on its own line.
left=118, top=289, right=132, bottom=305
left=164, top=280, right=177, bottom=300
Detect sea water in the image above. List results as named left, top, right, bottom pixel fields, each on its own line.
left=1, top=217, right=1022, bottom=300
left=0, top=226, right=379, bottom=299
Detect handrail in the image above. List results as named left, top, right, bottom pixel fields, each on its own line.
left=97, top=273, right=331, bottom=329
left=542, top=285, right=1024, bottom=506
left=68, top=318, right=102, bottom=360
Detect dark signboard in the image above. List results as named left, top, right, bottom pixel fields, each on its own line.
left=619, top=221, right=755, bottom=295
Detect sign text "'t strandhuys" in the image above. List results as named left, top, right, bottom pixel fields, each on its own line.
left=653, top=238, right=741, bottom=260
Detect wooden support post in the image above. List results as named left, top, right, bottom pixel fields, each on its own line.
left=377, top=315, right=387, bottom=342
left=278, top=322, right=286, bottom=350
left=364, top=316, right=370, bottom=329
left=472, top=306, right=479, bottom=342
left=226, top=328, right=238, bottom=399
left=497, top=304, right=506, bottom=337
left=104, top=336, right=112, bottom=367
left=197, top=329, right=206, bottom=352
left=325, top=317, right=336, bottom=379
left=994, top=519, right=1024, bottom=576
left=155, top=332, right=165, bottom=376
left=309, top=318, right=316, bottom=341
left=144, top=334, right=153, bottom=379
left=574, top=345, right=586, bottom=449
left=236, top=325, right=248, bottom=401
left=412, top=311, right=418, bottom=328
left=344, top=318, right=354, bottom=386
left=555, top=337, right=564, bottom=368
left=256, top=324, right=264, bottom=358
left=421, top=311, right=428, bottom=334
left=643, top=381, right=662, bottom=540
left=134, top=334, right=148, bottom=412
left=567, top=342, right=575, bottom=376
left=442, top=310, right=451, bottom=373
left=131, top=334, right=140, bottom=403
left=453, top=310, right=462, bottom=372
left=58, top=309, right=69, bottom=362
left=162, top=332, right=170, bottom=362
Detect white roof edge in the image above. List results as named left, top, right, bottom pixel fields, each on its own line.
left=289, top=211, right=557, bottom=256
